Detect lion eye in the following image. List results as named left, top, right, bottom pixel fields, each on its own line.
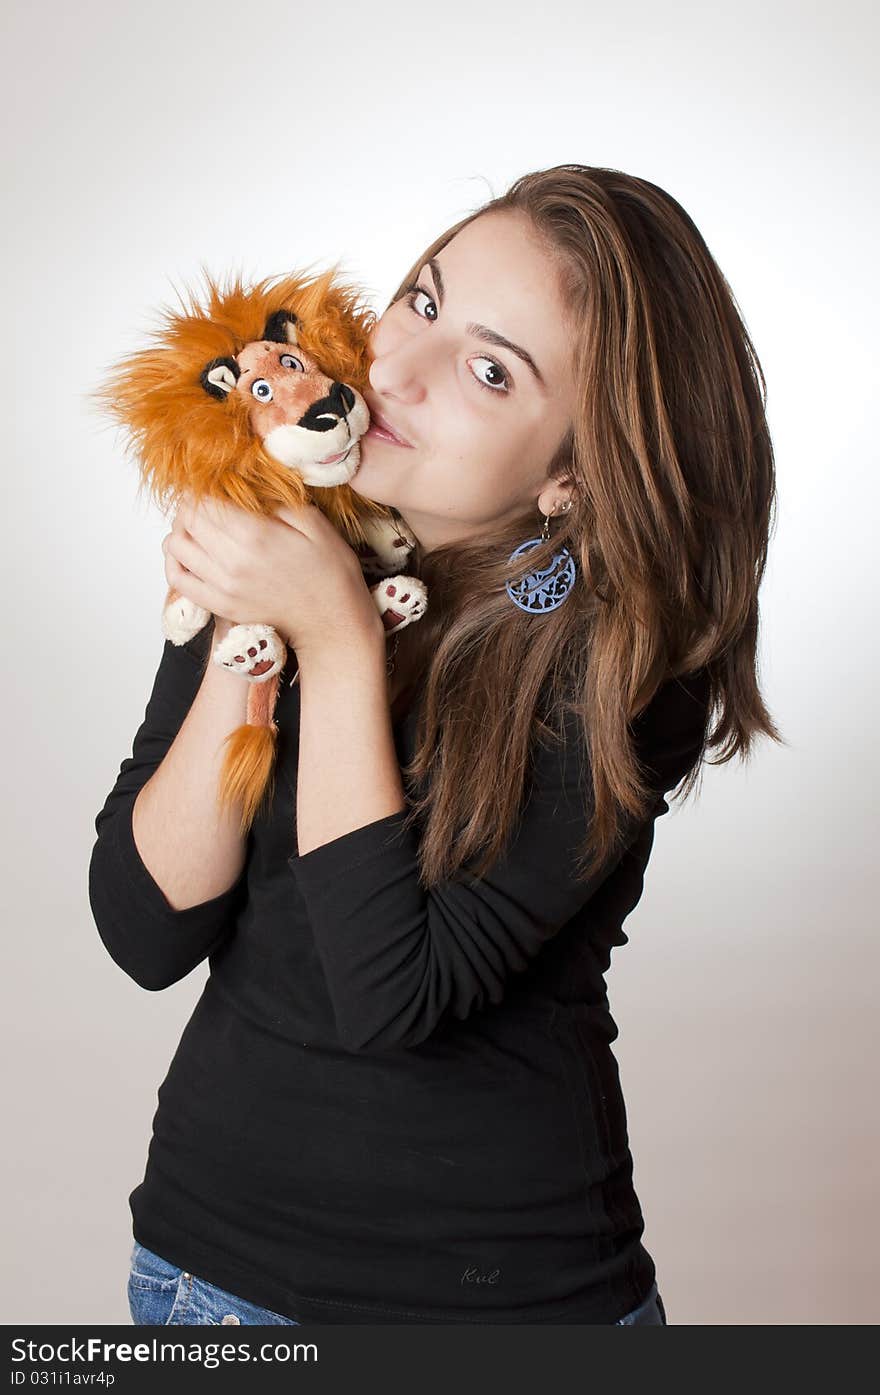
left=251, top=379, right=274, bottom=402
left=280, top=353, right=305, bottom=371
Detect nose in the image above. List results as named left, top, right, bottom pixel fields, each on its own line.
left=368, top=344, right=429, bottom=404
left=369, top=305, right=440, bottom=398
left=297, top=380, right=355, bottom=432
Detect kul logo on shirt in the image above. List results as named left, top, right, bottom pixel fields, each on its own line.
left=460, top=1264, right=502, bottom=1286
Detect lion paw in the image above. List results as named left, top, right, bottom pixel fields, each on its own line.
left=355, top=515, right=418, bottom=576
left=212, top=624, right=286, bottom=682
left=371, top=575, right=428, bottom=633
left=163, top=595, right=213, bottom=645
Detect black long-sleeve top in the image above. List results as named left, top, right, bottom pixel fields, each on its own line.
left=88, top=621, right=710, bottom=1324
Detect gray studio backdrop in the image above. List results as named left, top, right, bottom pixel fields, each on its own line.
left=2, top=0, right=877, bottom=1325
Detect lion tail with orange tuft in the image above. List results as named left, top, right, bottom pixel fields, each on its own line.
left=215, top=672, right=283, bottom=835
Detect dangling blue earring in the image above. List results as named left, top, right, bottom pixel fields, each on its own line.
left=505, top=500, right=576, bottom=613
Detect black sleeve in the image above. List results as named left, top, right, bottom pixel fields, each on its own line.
left=87, top=623, right=248, bottom=992
left=288, top=672, right=709, bottom=1053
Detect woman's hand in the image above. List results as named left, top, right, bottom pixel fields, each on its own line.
left=162, top=505, right=235, bottom=646
left=161, top=493, right=386, bottom=659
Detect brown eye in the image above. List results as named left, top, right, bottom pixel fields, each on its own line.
left=468, top=356, right=511, bottom=394
left=405, top=286, right=438, bottom=321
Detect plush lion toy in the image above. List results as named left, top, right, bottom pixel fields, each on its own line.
left=92, top=265, right=427, bottom=833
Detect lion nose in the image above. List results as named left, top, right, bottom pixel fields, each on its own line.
left=328, top=381, right=355, bottom=413
left=298, top=380, right=356, bottom=432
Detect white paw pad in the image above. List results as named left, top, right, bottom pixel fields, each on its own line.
left=212, top=624, right=286, bottom=682
left=372, top=575, right=428, bottom=633
left=355, top=516, right=418, bottom=574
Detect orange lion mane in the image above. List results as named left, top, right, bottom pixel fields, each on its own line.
left=91, top=261, right=393, bottom=544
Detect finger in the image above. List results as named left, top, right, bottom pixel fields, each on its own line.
left=172, top=497, right=198, bottom=540
left=187, top=496, right=260, bottom=559
left=164, top=551, right=218, bottom=614
left=164, top=527, right=217, bottom=584
left=176, top=494, right=212, bottom=543
left=176, top=488, right=199, bottom=522
left=174, top=492, right=218, bottom=538
left=195, top=494, right=249, bottom=531
left=174, top=502, right=231, bottom=566
left=274, top=502, right=319, bottom=538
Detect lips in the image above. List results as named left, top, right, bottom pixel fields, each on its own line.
left=317, top=445, right=353, bottom=466
left=366, top=403, right=413, bottom=447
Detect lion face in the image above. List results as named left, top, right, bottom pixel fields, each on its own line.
left=201, top=312, right=370, bottom=487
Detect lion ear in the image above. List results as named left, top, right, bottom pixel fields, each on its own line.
left=200, top=356, right=241, bottom=400
left=262, top=309, right=300, bottom=346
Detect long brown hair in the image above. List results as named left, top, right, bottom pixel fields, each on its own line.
left=386, top=164, right=780, bottom=887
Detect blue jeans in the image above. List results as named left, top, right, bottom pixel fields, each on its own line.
left=128, top=1240, right=667, bottom=1325
left=614, top=1279, right=667, bottom=1325
left=127, top=1242, right=301, bottom=1325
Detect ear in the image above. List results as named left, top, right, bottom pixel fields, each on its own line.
left=262, top=309, right=300, bottom=346
left=551, top=471, right=576, bottom=507
left=200, top=355, right=241, bottom=400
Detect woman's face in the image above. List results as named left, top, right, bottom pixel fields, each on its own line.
left=351, top=210, right=577, bottom=551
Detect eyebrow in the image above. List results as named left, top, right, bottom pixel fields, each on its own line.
left=425, top=257, right=547, bottom=391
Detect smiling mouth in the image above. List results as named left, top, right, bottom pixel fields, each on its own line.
left=366, top=420, right=412, bottom=447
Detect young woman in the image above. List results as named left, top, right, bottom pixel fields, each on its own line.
left=89, top=164, right=778, bottom=1326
